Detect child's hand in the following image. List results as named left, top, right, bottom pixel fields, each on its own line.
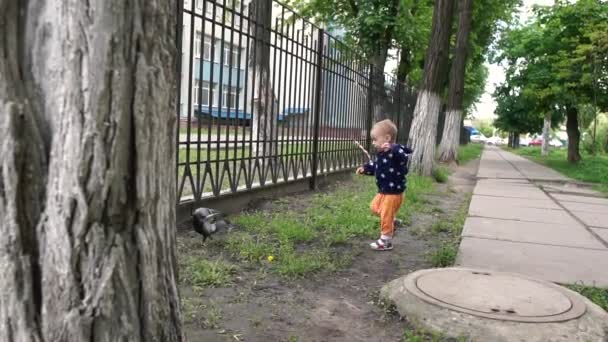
left=356, top=167, right=365, bottom=175
left=381, top=142, right=392, bottom=152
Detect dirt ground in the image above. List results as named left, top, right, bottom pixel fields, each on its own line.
left=177, top=160, right=479, bottom=342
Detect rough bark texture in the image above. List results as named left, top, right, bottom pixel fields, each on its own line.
left=0, top=1, right=182, bottom=341
left=249, top=0, right=278, bottom=157
left=438, top=109, right=463, bottom=162
left=370, top=50, right=390, bottom=122
left=541, top=112, right=551, bottom=156
left=438, top=0, right=473, bottom=163
left=370, top=0, right=400, bottom=122
left=407, top=0, right=455, bottom=175
left=566, top=106, right=582, bottom=163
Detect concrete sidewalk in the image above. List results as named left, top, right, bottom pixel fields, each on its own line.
left=457, top=146, right=608, bottom=287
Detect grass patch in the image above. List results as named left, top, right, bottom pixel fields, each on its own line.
left=458, top=143, right=484, bottom=164
left=183, top=258, right=237, bottom=288
left=224, top=174, right=436, bottom=278
left=566, top=283, right=608, bottom=312
left=432, top=166, right=451, bottom=183
left=508, top=147, right=608, bottom=194
left=427, top=194, right=471, bottom=267
left=428, top=243, right=459, bottom=268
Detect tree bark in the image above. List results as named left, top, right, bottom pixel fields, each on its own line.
left=566, top=106, right=582, bottom=163
left=0, top=1, right=182, bottom=341
left=370, top=0, right=400, bottom=122
left=438, top=0, right=473, bottom=163
left=541, top=112, right=551, bottom=156
left=249, top=0, right=278, bottom=157
left=407, top=0, right=456, bottom=175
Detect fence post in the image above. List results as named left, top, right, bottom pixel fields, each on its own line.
left=365, top=65, right=374, bottom=152
left=310, top=28, right=324, bottom=190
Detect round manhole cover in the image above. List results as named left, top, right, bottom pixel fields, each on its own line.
left=404, top=268, right=586, bottom=323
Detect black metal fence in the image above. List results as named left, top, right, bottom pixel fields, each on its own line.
left=176, top=0, right=420, bottom=204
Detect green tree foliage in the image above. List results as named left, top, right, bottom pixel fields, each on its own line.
left=493, top=0, right=608, bottom=160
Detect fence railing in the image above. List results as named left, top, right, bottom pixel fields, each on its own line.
left=176, top=0, right=421, bottom=204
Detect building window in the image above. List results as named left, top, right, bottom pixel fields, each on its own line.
left=223, top=47, right=239, bottom=67
left=204, top=38, right=212, bottom=61
left=223, top=86, right=237, bottom=108
left=194, top=81, right=214, bottom=106
left=193, top=80, right=200, bottom=105
left=202, top=82, right=212, bottom=106
left=194, top=31, right=202, bottom=58
left=196, top=0, right=203, bottom=11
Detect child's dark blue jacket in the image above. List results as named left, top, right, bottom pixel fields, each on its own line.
left=362, top=144, right=413, bottom=194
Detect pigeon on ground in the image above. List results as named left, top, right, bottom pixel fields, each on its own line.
left=192, top=207, right=233, bottom=242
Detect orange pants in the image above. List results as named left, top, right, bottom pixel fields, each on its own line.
left=370, top=193, right=404, bottom=238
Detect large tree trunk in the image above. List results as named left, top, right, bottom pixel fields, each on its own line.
left=0, top=1, right=182, bottom=341
left=541, top=112, right=551, bottom=156
left=407, top=0, right=456, bottom=175
left=438, top=0, right=473, bottom=163
left=370, top=0, right=400, bottom=122
left=370, top=50, right=390, bottom=121
left=566, top=106, right=582, bottom=163
left=249, top=0, right=278, bottom=157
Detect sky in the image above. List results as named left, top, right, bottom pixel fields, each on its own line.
left=471, top=0, right=555, bottom=120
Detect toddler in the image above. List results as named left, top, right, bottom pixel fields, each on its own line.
left=356, top=119, right=413, bottom=251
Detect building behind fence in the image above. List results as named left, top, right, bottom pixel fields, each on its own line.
left=177, top=0, right=441, bottom=207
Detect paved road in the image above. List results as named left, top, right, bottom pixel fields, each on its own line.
left=457, top=146, right=608, bottom=287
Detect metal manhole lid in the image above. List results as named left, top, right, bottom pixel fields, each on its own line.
left=404, top=268, right=587, bottom=323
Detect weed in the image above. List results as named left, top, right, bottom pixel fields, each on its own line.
left=431, top=220, right=452, bottom=234
left=458, top=143, right=484, bottom=164
left=226, top=233, right=274, bottom=263
left=428, top=242, right=459, bottom=267
left=432, top=166, right=451, bottom=183
left=183, top=258, right=236, bottom=288
left=566, top=283, right=608, bottom=312
left=203, top=302, right=223, bottom=329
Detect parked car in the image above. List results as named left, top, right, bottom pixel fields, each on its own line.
left=529, top=138, right=543, bottom=146
left=549, top=138, right=563, bottom=147
left=470, top=133, right=487, bottom=144
left=519, top=137, right=531, bottom=146
left=486, top=136, right=505, bottom=145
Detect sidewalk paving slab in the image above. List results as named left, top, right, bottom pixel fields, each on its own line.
left=569, top=211, right=608, bottom=229
left=469, top=204, right=580, bottom=226
left=473, top=185, right=548, bottom=200
left=457, top=237, right=608, bottom=287
left=462, top=217, right=605, bottom=249
left=552, top=193, right=608, bottom=206
left=470, top=195, right=562, bottom=211
left=458, top=146, right=608, bottom=288
left=592, top=228, right=608, bottom=243
left=557, top=200, right=608, bottom=213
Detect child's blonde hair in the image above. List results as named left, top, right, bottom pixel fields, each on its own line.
left=371, top=119, right=398, bottom=142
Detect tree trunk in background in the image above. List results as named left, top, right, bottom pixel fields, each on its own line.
left=0, top=1, right=181, bottom=341
left=370, top=0, right=400, bottom=122
left=250, top=0, right=278, bottom=157
left=541, top=112, right=551, bottom=156
left=396, top=0, right=419, bottom=85
left=459, top=117, right=469, bottom=144
left=370, top=49, right=390, bottom=121
left=438, top=0, right=473, bottom=163
left=566, top=106, right=582, bottom=163
left=508, top=133, right=514, bottom=148
left=407, top=0, right=456, bottom=175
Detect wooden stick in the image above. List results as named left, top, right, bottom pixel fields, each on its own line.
left=353, top=140, right=372, bottom=161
